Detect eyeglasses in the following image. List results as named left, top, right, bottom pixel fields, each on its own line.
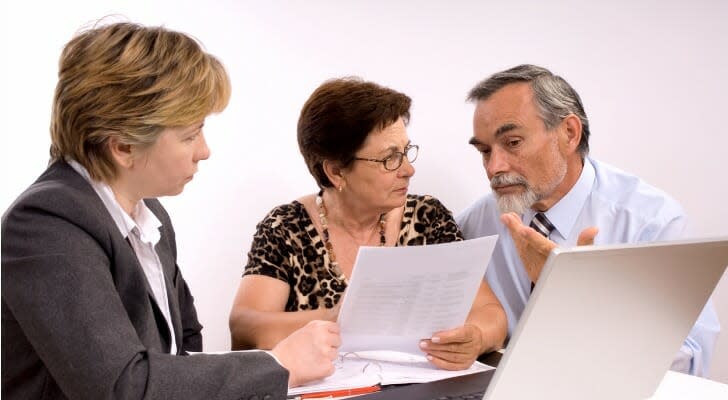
left=353, top=144, right=419, bottom=171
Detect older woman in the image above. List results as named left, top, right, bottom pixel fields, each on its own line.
left=229, top=78, right=508, bottom=370
left=1, top=21, right=338, bottom=399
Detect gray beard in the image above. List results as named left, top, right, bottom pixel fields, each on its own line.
left=495, top=187, right=538, bottom=215
left=490, top=145, right=568, bottom=215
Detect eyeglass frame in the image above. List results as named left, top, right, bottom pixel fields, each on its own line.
left=352, top=144, right=419, bottom=171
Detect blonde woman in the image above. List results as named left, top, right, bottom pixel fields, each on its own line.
left=1, top=21, right=337, bottom=399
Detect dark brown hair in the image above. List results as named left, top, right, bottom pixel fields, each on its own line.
left=297, top=77, right=411, bottom=188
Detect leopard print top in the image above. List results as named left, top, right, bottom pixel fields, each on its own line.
left=243, top=194, right=463, bottom=311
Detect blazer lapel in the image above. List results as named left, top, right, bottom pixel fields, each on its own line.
left=53, top=161, right=175, bottom=353
left=155, top=240, right=183, bottom=354
left=122, top=238, right=174, bottom=353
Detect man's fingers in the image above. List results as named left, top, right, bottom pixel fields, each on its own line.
left=577, top=226, right=599, bottom=246
left=501, top=213, right=556, bottom=254
left=526, top=228, right=556, bottom=254
left=499, top=212, right=522, bottom=235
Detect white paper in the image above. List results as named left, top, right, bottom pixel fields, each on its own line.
left=337, top=235, right=498, bottom=354
left=287, top=350, right=494, bottom=396
left=650, top=370, right=728, bottom=399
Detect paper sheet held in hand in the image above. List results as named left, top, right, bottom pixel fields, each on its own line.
left=337, top=235, right=498, bottom=354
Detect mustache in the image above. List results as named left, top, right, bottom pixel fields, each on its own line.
left=490, top=173, right=529, bottom=189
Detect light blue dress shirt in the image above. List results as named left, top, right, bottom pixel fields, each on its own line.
left=457, top=157, right=720, bottom=376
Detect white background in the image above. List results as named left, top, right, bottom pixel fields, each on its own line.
left=2, top=0, right=727, bottom=382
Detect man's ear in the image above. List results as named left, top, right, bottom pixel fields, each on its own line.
left=107, top=136, right=135, bottom=170
left=560, top=114, right=582, bottom=153
left=322, top=159, right=346, bottom=191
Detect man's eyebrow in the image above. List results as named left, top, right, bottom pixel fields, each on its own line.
left=468, top=124, right=518, bottom=146
left=468, top=137, right=483, bottom=146
left=494, top=123, right=518, bottom=138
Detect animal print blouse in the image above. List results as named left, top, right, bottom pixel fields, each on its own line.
left=243, top=194, right=463, bottom=311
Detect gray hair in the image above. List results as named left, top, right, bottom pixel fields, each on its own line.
left=467, top=64, right=590, bottom=157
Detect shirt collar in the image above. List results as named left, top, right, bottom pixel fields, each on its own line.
left=523, top=157, right=596, bottom=241
left=67, top=159, right=162, bottom=244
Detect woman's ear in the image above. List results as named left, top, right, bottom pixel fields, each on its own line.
left=107, top=136, right=135, bottom=170
left=323, top=159, right=346, bottom=191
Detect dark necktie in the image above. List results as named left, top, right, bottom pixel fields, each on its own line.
left=528, top=212, right=554, bottom=292
left=529, top=212, right=555, bottom=238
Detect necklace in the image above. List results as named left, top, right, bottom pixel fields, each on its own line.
left=315, top=191, right=386, bottom=270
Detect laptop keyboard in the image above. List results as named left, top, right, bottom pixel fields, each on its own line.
left=430, top=390, right=485, bottom=400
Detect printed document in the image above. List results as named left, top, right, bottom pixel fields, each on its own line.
left=288, top=350, right=494, bottom=396
left=337, top=235, right=498, bottom=354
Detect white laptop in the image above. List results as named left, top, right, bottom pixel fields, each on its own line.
left=483, top=237, right=728, bottom=400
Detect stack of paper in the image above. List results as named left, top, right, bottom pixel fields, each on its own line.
left=289, top=236, right=499, bottom=397
left=288, top=350, right=493, bottom=396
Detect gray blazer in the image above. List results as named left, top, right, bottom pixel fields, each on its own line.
left=2, top=160, right=288, bottom=399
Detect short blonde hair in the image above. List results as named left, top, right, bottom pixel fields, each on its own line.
left=50, top=21, right=231, bottom=182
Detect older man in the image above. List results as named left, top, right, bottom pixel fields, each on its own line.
left=456, top=64, right=719, bottom=376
